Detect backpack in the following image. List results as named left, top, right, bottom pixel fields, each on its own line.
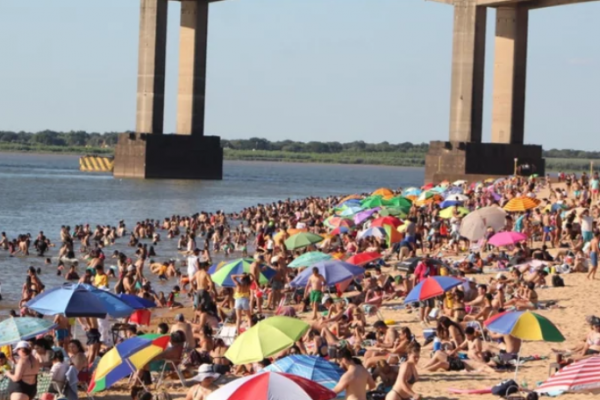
left=491, top=379, right=519, bottom=397
left=552, top=274, right=565, bottom=287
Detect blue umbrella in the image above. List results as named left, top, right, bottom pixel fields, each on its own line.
left=26, top=283, right=134, bottom=318
left=439, top=200, right=462, bottom=209
left=0, top=317, right=57, bottom=346
left=290, top=260, right=365, bottom=287
left=263, top=355, right=343, bottom=391
left=117, top=294, right=156, bottom=310
left=357, top=227, right=386, bottom=240
left=339, top=206, right=363, bottom=217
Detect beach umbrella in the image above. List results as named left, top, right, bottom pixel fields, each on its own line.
left=211, top=258, right=275, bottom=287
left=446, top=186, right=463, bottom=195
left=422, top=183, right=434, bottom=190
left=550, top=203, right=568, bottom=212
left=503, top=197, right=541, bottom=212
left=382, top=224, right=403, bottom=246
left=225, top=317, right=310, bottom=365
left=324, top=216, right=354, bottom=229
left=371, top=216, right=402, bottom=229
left=208, top=261, right=227, bottom=274
left=439, top=206, right=469, bottom=219
left=338, top=206, right=363, bottom=217
left=536, top=356, right=600, bottom=395
left=382, top=196, right=412, bottom=210
left=361, top=196, right=384, bottom=209
left=26, top=283, right=134, bottom=318
left=439, top=200, right=462, bottom=209
left=337, top=199, right=361, bottom=208
left=415, top=194, right=443, bottom=207
left=488, top=231, right=528, bottom=247
left=453, top=180, right=467, bottom=186
left=330, top=226, right=353, bottom=236
left=263, top=355, right=344, bottom=391
left=353, top=208, right=380, bottom=224
left=403, top=187, right=421, bottom=196
left=459, top=206, right=506, bottom=241
left=289, top=260, right=365, bottom=287
left=484, top=311, right=565, bottom=342
left=88, top=333, right=170, bottom=392
left=337, top=194, right=362, bottom=205
left=378, top=207, right=407, bottom=218
left=207, top=371, right=335, bottom=400
left=484, top=311, right=565, bottom=378
left=372, top=188, right=394, bottom=198
left=116, top=294, right=156, bottom=310
left=358, top=227, right=386, bottom=240
left=346, top=252, right=382, bottom=266
left=285, top=232, right=324, bottom=250
left=0, top=317, right=57, bottom=346
left=288, top=252, right=333, bottom=268
left=404, top=276, right=462, bottom=303
left=445, top=193, right=469, bottom=202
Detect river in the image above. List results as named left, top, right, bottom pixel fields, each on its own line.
left=0, top=152, right=424, bottom=310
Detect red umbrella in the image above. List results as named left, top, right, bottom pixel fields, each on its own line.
left=371, top=216, right=402, bottom=229
left=421, top=183, right=434, bottom=190
left=346, top=252, right=382, bottom=266
left=207, top=371, right=336, bottom=400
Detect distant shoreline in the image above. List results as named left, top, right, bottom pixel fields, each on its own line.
left=0, top=145, right=594, bottom=172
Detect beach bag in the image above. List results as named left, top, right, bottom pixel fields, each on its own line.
left=552, top=274, right=564, bottom=287
left=491, top=379, right=518, bottom=397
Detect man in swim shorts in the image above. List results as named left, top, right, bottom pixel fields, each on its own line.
left=304, top=267, right=326, bottom=320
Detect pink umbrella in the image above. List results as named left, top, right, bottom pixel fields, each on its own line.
left=488, top=231, right=527, bottom=247
left=536, top=356, right=600, bottom=395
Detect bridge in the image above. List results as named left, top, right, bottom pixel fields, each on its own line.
left=113, top=0, right=598, bottom=181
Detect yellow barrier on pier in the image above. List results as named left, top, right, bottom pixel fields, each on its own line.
left=79, top=155, right=114, bottom=172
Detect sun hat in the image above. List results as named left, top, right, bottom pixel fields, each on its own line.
left=14, top=341, right=30, bottom=350
left=191, top=364, right=220, bottom=382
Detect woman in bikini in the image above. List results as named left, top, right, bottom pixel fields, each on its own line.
left=385, top=342, right=421, bottom=400
left=365, top=327, right=413, bottom=368
left=6, top=341, right=41, bottom=400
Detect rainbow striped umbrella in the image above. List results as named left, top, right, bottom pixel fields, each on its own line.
left=88, top=334, right=170, bottom=392
left=484, top=311, right=565, bottom=342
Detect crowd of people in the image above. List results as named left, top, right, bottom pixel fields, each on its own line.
left=1, top=171, right=600, bottom=400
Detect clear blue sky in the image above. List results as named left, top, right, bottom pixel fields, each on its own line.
left=0, top=0, right=598, bottom=150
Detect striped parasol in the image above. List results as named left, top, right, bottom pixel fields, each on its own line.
left=503, top=197, right=540, bottom=212
left=536, top=356, right=600, bottom=395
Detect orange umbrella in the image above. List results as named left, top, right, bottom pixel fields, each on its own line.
left=503, top=197, right=540, bottom=212
left=415, top=194, right=443, bottom=207
left=372, top=188, right=394, bottom=197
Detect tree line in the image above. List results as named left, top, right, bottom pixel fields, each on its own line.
left=0, top=130, right=598, bottom=160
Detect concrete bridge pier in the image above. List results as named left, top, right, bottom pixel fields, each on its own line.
left=425, top=0, right=544, bottom=183
left=114, top=0, right=223, bottom=180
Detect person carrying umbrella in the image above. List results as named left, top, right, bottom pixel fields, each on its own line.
left=412, top=257, right=437, bottom=327
left=304, top=267, right=327, bottom=321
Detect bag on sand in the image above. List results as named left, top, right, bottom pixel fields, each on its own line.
left=491, top=379, right=518, bottom=397
left=552, top=274, right=564, bottom=287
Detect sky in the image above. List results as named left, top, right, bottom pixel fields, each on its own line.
left=0, top=0, right=599, bottom=150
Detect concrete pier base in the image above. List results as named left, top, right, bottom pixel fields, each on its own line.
left=424, top=141, right=544, bottom=183
left=114, top=133, right=223, bottom=179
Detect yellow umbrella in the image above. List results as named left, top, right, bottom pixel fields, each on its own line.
left=503, top=197, right=540, bottom=212
left=439, top=206, right=469, bottom=219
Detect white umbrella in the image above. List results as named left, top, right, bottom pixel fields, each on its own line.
left=444, top=193, right=469, bottom=202
left=453, top=180, right=467, bottom=186
left=459, top=206, right=506, bottom=241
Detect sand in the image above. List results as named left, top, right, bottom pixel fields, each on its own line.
left=91, top=182, right=600, bottom=399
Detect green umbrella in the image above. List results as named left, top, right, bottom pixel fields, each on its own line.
left=284, top=232, right=324, bottom=250
left=361, top=195, right=384, bottom=209
left=379, top=207, right=407, bottom=218
left=382, top=196, right=412, bottom=211
left=225, top=316, right=310, bottom=364
left=288, top=252, right=333, bottom=268
left=211, top=258, right=275, bottom=287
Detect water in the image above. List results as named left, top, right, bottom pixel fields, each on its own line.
left=0, top=152, right=424, bottom=310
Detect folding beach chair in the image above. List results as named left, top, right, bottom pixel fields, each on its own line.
left=215, top=325, right=237, bottom=346
left=35, top=372, right=53, bottom=400
left=155, top=359, right=194, bottom=389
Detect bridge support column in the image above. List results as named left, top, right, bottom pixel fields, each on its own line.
left=448, top=0, right=487, bottom=143
left=135, top=0, right=168, bottom=134
left=176, top=0, right=209, bottom=136
left=491, top=5, right=529, bottom=145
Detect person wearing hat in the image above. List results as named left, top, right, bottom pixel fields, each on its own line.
left=185, top=364, right=220, bottom=400
left=5, top=341, right=41, bottom=400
